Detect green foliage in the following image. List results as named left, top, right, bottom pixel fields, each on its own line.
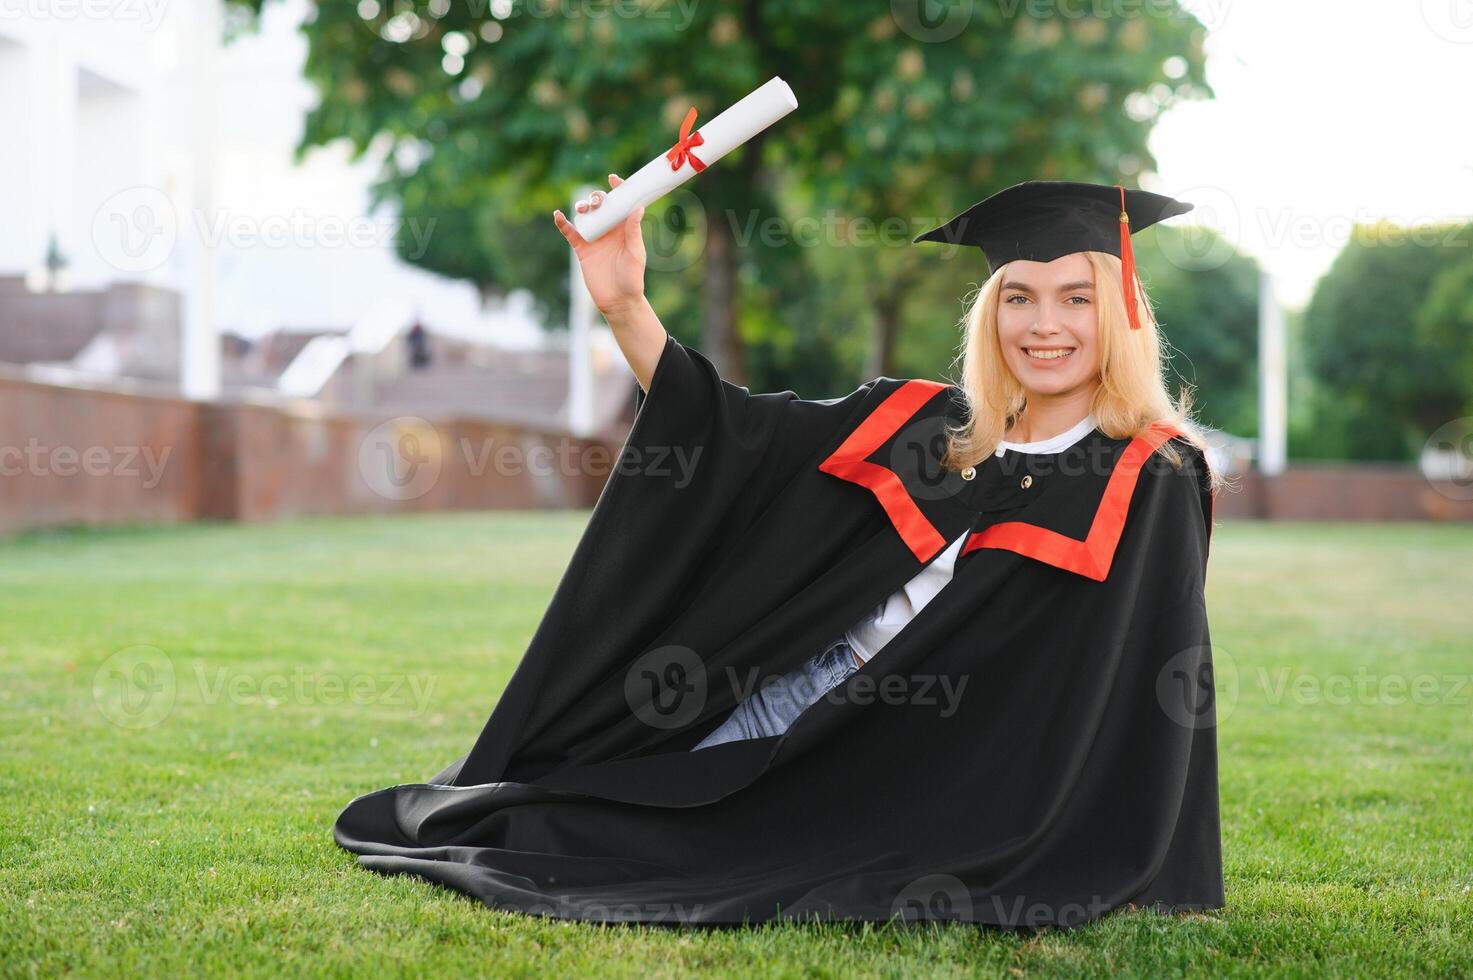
left=223, top=0, right=1221, bottom=391
left=1300, top=221, right=1473, bottom=460
left=1416, top=234, right=1473, bottom=402
left=1134, top=225, right=1260, bottom=435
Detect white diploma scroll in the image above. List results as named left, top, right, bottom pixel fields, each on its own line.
left=571, top=76, right=799, bottom=242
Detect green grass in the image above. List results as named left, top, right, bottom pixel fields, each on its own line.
left=1, top=514, right=1470, bottom=977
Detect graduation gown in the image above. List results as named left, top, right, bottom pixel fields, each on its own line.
left=333, top=332, right=1224, bottom=928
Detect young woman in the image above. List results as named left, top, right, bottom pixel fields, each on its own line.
left=332, top=179, right=1225, bottom=930
left=553, top=177, right=1223, bottom=752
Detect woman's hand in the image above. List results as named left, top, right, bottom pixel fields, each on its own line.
left=552, top=173, right=666, bottom=390
left=553, top=173, right=647, bottom=318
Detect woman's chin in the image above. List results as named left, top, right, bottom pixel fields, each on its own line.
left=1015, top=369, right=1083, bottom=396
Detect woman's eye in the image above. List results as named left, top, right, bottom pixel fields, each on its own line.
left=1005, top=295, right=1030, bottom=304
left=1067, top=296, right=1090, bottom=305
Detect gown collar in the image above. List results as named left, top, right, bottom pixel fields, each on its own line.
left=817, top=380, right=1180, bottom=580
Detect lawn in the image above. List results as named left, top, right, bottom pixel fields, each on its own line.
left=1, top=514, right=1470, bottom=977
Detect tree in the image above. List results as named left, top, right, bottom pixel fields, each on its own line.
left=1132, top=225, right=1260, bottom=436
left=1300, top=221, right=1471, bottom=459
left=797, top=10, right=1211, bottom=380
left=1415, top=226, right=1473, bottom=417
left=225, top=0, right=1211, bottom=387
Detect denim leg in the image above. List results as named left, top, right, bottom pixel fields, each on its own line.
left=691, top=640, right=860, bottom=750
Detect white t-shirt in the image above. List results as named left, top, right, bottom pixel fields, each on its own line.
left=841, top=412, right=1099, bottom=665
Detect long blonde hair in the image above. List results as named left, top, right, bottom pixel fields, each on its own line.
left=941, top=250, right=1223, bottom=491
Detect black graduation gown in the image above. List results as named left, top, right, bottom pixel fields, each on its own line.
left=333, top=332, right=1224, bottom=929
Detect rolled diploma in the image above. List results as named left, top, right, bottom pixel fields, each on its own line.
left=571, top=76, right=799, bottom=242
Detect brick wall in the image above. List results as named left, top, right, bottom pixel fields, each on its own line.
left=0, top=373, right=202, bottom=533
left=0, top=371, right=608, bottom=535
left=2, top=370, right=1471, bottom=535
left=1210, top=466, right=1473, bottom=521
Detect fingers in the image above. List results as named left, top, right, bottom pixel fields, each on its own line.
left=551, top=209, right=587, bottom=248
left=577, top=173, right=624, bottom=213
left=574, top=190, right=606, bottom=214
left=559, top=175, right=624, bottom=241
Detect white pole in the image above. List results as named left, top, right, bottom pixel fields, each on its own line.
left=45, top=36, right=77, bottom=292
left=180, top=0, right=221, bottom=400
left=566, top=183, right=598, bottom=437
left=1258, top=267, right=1287, bottom=476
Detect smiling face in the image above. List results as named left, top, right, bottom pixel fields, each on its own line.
left=995, top=252, right=1103, bottom=400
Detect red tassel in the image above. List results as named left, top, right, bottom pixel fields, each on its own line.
left=1117, top=185, right=1141, bottom=330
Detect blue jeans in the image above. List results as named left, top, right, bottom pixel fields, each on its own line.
left=691, top=638, right=860, bottom=750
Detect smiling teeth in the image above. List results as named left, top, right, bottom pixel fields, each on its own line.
left=1026, top=348, right=1073, bottom=360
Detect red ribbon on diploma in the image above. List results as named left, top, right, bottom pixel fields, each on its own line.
left=665, top=106, right=707, bottom=173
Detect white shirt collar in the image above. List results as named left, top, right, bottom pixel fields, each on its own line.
left=994, top=412, right=1099, bottom=457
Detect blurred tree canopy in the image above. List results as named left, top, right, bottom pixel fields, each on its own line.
left=1299, top=221, right=1473, bottom=460
left=1133, top=226, right=1260, bottom=435
left=224, top=0, right=1224, bottom=391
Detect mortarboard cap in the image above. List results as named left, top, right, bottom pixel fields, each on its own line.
left=912, top=180, right=1194, bottom=329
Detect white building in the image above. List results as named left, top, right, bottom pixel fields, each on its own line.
left=0, top=0, right=601, bottom=408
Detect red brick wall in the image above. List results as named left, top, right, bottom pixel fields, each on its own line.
left=0, top=374, right=202, bottom=534
left=1210, top=466, right=1473, bottom=521
left=3, top=372, right=1471, bottom=534
left=0, top=373, right=608, bottom=534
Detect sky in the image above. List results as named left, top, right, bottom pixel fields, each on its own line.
left=207, top=0, right=545, bottom=343
left=1153, top=0, right=1473, bottom=307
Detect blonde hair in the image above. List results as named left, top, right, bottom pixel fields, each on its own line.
left=941, top=250, right=1223, bottom=491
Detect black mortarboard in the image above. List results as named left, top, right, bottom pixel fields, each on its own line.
left=912, top=180, right=1194, bottom=329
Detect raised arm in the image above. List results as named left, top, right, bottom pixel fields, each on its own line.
left=552, top=173, right=881, bottom=501
left=552, top=173, right=665, bottom=391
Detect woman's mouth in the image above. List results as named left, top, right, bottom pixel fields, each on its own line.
left=1023, top=346, right=1075, bottom=361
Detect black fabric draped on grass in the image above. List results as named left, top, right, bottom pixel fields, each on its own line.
left=333, top=333, right=1224, bottom=928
